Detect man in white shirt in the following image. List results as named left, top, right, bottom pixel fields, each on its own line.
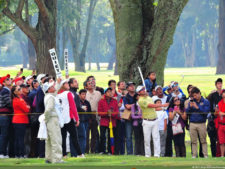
left=85, top=79, right=101, bottom=153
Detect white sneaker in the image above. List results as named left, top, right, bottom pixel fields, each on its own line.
left=77, top=154, right=85, bottom=158
left=145, top=155, right=150, bottom=158
left=192, top=156, right=196, bottom=158
left=204, top=156, right=208, bottom=158
left=4, top=155, right=9, bottom=159
left=154, top=155, right=160, bottom=158
left=0, top=155, right=4, bottom=159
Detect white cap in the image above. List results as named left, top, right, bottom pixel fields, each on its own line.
left=155, top=85, right=162, bottom=91
left=136, top=86, right=145, bottom=93
left=25, top=75, right=33, bottom=84
left=37, top=74, right=46, bottom=84
left=42, top=81, right=54, bottom=93
left=59, top=79, right=69, bottom=89
left=171, top=81, right=178, bottom=88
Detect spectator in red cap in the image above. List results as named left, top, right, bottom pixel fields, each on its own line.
left=14, top=76, right=25, bottom=86
left=0, top=74, right=12, bottom=158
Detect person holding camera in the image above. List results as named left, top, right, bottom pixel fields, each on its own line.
left=186, top=87, right=210, bottom=158
left=168, top=97, right=187, bottom=157
left=131, top=94, right=144, bottom=156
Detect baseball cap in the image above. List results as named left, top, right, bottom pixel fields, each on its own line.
left=136, top=86, right=145, bottom=93
left=59, top=79, right=69, bottom=89
left=14, top=76, right=25, bottom=84
left=20, top=84, right=30, bottom=88
left=155, top=85, right=163, bottom=91
left=126, top=82, right=135, bottom=88
left=171, top=81, right=178, bottom=88
left=43, top=81, right=55, bottom=93
left=25, top=75, right=34, bottom=84
left=37, top=74, right=48, bottom=83
left=0, top=74, right=10, bottom=85
left=104, top=87, right=112, bottom=94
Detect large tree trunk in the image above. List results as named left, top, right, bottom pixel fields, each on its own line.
left=35, top=36, right=56, bottom=76
left=216, top=0, right=225, bottom=74
left=33, top=1, right=57, bottom=76
left=114, top=58, right=118, bottom=75
left=110, top=0, right=188, bottom=85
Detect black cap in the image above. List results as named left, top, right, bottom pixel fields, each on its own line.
left=32, top=79, right=38, bottom=84
left=104, top=87, right=112, bottom=94
left=126, top=82, right=136, bottom=88
left=20, top=84, right=30, bottom=88
left=215, top=78, right=223, bottom=85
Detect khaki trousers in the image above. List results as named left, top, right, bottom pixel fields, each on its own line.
left=45, top=116, right=62, bottom=163
left=190, top=122, right=208, bottom=157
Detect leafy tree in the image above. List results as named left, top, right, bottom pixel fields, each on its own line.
left=1, top=0, right=57, bottom=75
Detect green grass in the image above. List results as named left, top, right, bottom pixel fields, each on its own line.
left=0, top=155, right=224, bottom=169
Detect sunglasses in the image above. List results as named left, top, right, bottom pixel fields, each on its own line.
left=174, top=99, right=180, bottom=102
left=6, top=78, right=10, bottom=81
left=17, top=88, right=21, bottom=91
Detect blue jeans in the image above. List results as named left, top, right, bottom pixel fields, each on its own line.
left=125, top=120, right=133, bottom=155
left=0, top=116, right=10, bottom=155
left=13, top=123, right=26, bottom=157
left=70, top=121, right=89, bottom=156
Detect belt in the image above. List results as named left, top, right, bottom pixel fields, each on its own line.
left=143, top=118, right=157, bottom=121
left=219, top=122, right=225, bottom=125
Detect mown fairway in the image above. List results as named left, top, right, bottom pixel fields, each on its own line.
left=0, top=154, right=225, bottom=169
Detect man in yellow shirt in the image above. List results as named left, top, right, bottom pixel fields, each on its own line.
left=137, top=86, right=168, bottom=158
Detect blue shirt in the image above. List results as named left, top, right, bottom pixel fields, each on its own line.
left=36, top=86, right=45, bottom=113
left=186, top=97, right=210, bottom=123
left=123, top=93, right=136, bottom=106
left=144, top=79, right=157, bottom=97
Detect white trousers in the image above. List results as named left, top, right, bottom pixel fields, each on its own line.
left=142, top=119, right=160, bottom=157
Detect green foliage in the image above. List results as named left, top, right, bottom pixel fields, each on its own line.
left=0, top=0, right=7, bottom=11
left=167, top=0, right=219, bottom=67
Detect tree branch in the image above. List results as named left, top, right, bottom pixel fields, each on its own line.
left=25, top=0, right=29, bottom=23
left=34, top=0, right=49, bottom=25
left=0, top=25, right=16, bottom=36
left=15, top=0, right=25, bottom=18
left=2, top=7, right=38, bottom=43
